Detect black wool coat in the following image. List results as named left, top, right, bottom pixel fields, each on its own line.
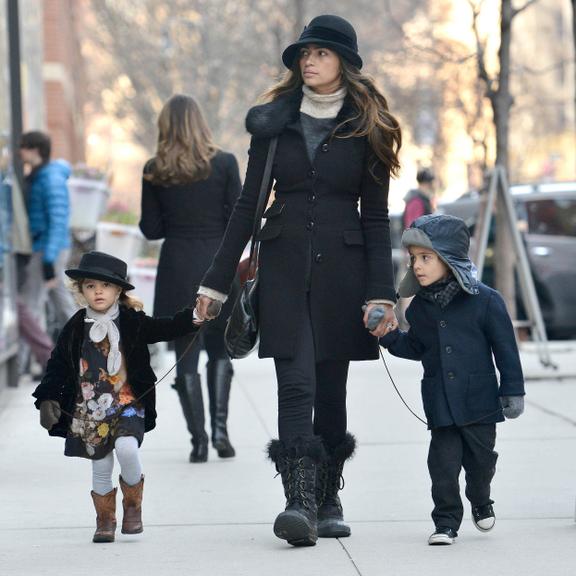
left=32, top=306, right=199, bottom=437
left=139, top=150, right=241, bottom=328
left=201, top=90, right=396, bottom=361
left=380, top=283, right=525, bottom=429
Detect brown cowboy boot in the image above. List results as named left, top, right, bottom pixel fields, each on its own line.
left=91, top=488, right=117, bottom=543
left=119, top=475, right=144, bottom=534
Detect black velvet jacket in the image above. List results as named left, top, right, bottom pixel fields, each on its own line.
left=32, top=306, right=198, bottom=437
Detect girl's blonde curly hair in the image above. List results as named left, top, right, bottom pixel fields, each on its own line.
left=69, top=278, right=143, bottom=311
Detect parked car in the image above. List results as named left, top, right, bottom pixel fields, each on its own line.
left=436, top=181, right=576, bottom=339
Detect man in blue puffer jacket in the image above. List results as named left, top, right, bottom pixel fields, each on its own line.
left=19, top=131, right=76, bottom=329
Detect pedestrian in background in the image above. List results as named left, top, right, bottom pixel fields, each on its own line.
left=196, top=14, right=401, bottom=547
left=379, top=214, right=525, bottom=546
left=19, top=131, right=76, bottom=331
left=140, top=94, right=241, bottom=463
left=403, top=167, right=436, bottom=229
left=32, top=250, right=201, bottom=543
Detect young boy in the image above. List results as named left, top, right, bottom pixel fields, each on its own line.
left=379, top=214, right=525, bottom=546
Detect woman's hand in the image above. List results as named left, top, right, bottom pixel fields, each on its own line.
left=195, top=295, right=222, bottom=322
left=363, top=303, right=398, bottom=337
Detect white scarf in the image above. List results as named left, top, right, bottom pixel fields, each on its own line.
left=85, top=301, right=122, bottom=375
left=300, top=85, right=346, bottom=119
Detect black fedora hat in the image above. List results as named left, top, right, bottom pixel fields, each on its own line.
left=282, top=14, right=363, bottom=70
left=65, top=251, right=134, bottom=291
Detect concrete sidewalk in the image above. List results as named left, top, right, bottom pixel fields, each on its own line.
left=1, top=344, right=576, bottom=576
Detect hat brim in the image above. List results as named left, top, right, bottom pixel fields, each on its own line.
left=65, top=268, right=135, bottom=291
left=282, top=39, right=363, bottom=69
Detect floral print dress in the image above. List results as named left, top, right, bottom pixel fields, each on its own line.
left=64, top=322, right=145, bottom=460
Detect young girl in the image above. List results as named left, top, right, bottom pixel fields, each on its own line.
left=33, top=250, right=201, bottom=543
left=379, top=214, right=525, bottom=546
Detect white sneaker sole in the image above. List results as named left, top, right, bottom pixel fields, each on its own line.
left=428, top=533, right=456, bottom=545
left=473, top=516, right=495, bottom=532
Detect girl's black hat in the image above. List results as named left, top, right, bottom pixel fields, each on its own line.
left=282, top=14, right=363, bottom=70
left=65, top=251, right=134, bottom=291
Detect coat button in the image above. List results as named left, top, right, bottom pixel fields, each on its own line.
left=447, top=372, right=455, bottom=379
left=307, top=194, right=316, bottom=203
left=439, top=320, right=447, bottom=328
left=315, top=253, right=323, bottom=263
left=445, top=346, right=452, bottom=354
left=321, top=143, right=329, bottom=152
left=306, top=221, right=314, bottom=230
left=308, top=169, right=317, bottom=178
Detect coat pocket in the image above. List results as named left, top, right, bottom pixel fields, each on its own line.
left=257, top=224, right=283, bottom=241
left=262, top=202, right=285, bottom=219
left=420, top=376, right=437, bottom=425
left=466, top=372, right=500, bottom=411
left=343, top=230, right=365, bottom=246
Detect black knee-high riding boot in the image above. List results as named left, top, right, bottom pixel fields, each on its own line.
left=267, top=436, right=326, bottom=547
left=172, top=374, right=209, bottom=463
left=316, top=432, right=356, bottom=537
left=206, top=359, right=236, bottom=458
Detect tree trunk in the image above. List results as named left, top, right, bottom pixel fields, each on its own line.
left=492, top=0, right=516, bottom=318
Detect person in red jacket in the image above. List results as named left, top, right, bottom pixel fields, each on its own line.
left=403, top=167, right=436, bottom=228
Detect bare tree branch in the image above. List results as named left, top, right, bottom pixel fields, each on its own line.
left=512, top=0, right=539, bottom=18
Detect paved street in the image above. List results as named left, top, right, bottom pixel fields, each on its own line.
left=1, top=341, right=576, bottom=576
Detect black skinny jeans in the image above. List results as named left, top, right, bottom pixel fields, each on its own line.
left=274, top=297, right=349, bottom=449
left=174, top=324, right=228, bottom=376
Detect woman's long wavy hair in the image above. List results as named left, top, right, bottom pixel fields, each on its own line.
left=261, top=56, right=402, bottom=177
left=146, top=94, right=218, bottom=185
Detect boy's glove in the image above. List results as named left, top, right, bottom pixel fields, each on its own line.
left=40, top=400, right=61, bottom=430
left=500, top=395, right=524, bottom=419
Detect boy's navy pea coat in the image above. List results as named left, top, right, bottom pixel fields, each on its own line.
left=202, top=90, right=396, bottom=361
left=32, top=306, right=198, bottom=437
left=381, top=283, right=525, bottom=429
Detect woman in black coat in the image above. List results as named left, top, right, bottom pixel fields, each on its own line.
left=140, top=94, right=241, bottom=463
left=196, top=15, right=401, bottom=546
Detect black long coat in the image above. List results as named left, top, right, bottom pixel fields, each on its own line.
left=139, top=151, right=241, bottom=329
left=32, top=306, right=198, bottom=436
left=381, top=283, right=525, bottom=429
left=202, top=91, right=396, bottom=361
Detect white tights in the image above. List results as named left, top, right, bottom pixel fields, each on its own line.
left=92, top=436, right=142, bottom=495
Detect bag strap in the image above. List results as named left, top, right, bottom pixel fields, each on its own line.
left=248, top=136, right=278, bottom=269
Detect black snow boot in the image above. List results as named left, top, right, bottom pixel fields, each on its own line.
left=206, top=359, right=236, bottom=458
left=316, top=432, right=356, bottom=538
left=267, top=436, right=326, bottom=547
left=172, top=374, right=209, bottom=463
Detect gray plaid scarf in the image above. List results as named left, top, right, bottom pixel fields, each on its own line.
left=419, top=277, right=461, bottom=309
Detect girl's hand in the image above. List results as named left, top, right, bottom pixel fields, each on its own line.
left=363, top=303, right=398, bottom=337
left=195, top=295, right=222, bottom=321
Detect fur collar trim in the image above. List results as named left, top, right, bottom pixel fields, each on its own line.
left=245, top=89, right=358, bottom=138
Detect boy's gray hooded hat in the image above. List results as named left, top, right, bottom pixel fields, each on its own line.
left=398, top=214, right=479, bottom=298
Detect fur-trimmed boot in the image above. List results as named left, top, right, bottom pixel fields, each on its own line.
left=91, top=488, right=117, bottom=543
left=317, top=432, right=356, bottom=538
left=206, top=359, right=236, bottom=458
left=119, top=475, right=144, bottom=534
left=267, top=436, right=326, bottom=547
left=172, top=374, right=209, bottom=462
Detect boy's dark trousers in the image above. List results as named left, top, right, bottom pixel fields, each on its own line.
left=427, top=424, right=498, bottom=531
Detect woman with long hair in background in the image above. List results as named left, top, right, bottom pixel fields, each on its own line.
left=140, top=94, right=241, bottom=463
left=196, top=15, right=401, bottom=546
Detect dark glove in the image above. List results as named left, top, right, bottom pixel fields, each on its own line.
left=500, top=395, right=524, bottom=419
left=40, top=400, right=61, bottom=430
left=42, top=262, right=56, bottom=281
